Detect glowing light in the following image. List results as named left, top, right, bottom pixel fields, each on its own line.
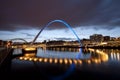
left=64, top=59, right=68, bottom=64
left=89, top=48, right=109, bottom=62
left=18, top=56, right=106, bottom=65
left=29, top=58, right=33, bottom=61
left=98, top=59, right=101, bottom=63
left=117, top=53, right=119, bottom=60
left=68, top=59, right=72, bottom=64
left=24, top=57, right=28, bottom=60
left=39, top=58, right=42, bottom=62
left=49, top=58, right=53, bottom=63
left=101, top=42, right=107, bottom=45
left=54, top=58, right=58, bottom=63
left=87, top=60, right=91, bottom=64
left=24, top=47, right=36, bottom=51
left=78, top=60, right=82, bottom=64
left=34, top=58, right=38, bottom=61
left=73, top=59, right=77, bottom=64
left=24, top=53, right=36, bottom=57
left=19, top=57, right=23, bottom=60
left=44, top=58, right=48, bottom=62
left=94, top=59, right=99, bottom=63
left=88, top=48, right=95, bottom=52
left=59, top=59, right=63, bottom=64
left=111, top=53, right=113, bottom=60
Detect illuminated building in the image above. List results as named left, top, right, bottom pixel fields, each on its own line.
left=90, top=34, right=103, bottom=43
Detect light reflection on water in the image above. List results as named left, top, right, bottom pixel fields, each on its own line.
left=98, top=49, right=120, bottom=62
left=13, top=48, right=120, bottom=65
left=11, top=48, right=120, bottom=80
left=36, top=48, right=89, bottom=59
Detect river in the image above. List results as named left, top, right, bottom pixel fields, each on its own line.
left=2, top=48, right=120, bottom=80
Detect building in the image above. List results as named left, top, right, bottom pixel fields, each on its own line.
left=81, top=39, right=91, bottom=47
left=103, top=36, right=110, bottom=42
left=110, top=37, right=116, bottom=41
left=90, top=34, right=103, bottom=43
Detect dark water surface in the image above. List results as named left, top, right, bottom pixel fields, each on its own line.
left=2, top=48, right=120, bottom=80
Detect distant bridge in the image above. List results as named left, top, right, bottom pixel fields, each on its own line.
left=8, top=38, right=28, bottom=43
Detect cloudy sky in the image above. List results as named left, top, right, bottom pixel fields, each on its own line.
left=0, top=0, right=120, bottom=42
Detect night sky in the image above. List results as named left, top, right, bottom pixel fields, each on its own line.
left=0, top=0, right=120, bottom=42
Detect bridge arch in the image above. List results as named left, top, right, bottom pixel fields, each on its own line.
left=32, top=20, right=82, bottom=46
left=9, top=38, right=28, bottom=43
left=31, top=20, right=82, bottom=80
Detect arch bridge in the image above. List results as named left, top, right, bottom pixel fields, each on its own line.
left=32, top=20, right=82, bottom=46
left=8, top=38, right=28, bottom=43
left=11, top=20, right=82, bottom=52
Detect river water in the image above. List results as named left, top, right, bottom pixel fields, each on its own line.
left=4, top=48, right=120, bottom=80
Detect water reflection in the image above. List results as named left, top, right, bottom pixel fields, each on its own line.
left=15, top=48, right=120, bottom=65
left=103, top=49, right=120, bottom=61
left=47, top=47, right=80, bottom=52
left=11, top=48, right=120, bottom=80
left=88, top=48, right=108, bottom=62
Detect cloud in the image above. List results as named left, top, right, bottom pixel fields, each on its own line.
left=0, top=31, right=13, bottom=35
left=55, top=37, right=76, bottom=41
left=21, top=32, right=35, bottom=37
left=0, top=0, right=120, bottom=31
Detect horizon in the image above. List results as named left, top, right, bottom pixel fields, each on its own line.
left=0, top=27, right=120, bottom=42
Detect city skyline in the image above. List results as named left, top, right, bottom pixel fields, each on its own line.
left=0, top=27, right=120, bottom=42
